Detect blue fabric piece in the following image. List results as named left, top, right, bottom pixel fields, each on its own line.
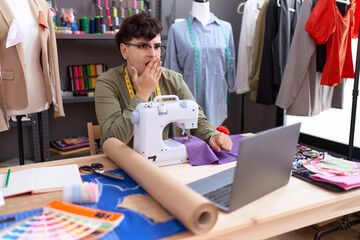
left=165, top=12, right=236, bottom=126
left=81, top=169, right=186, bottom=240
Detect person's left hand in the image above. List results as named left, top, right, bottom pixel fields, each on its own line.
left=209, top=133, right=233, bottom=152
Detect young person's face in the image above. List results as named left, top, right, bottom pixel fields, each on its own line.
left=120, top=34, right=162, bottom=76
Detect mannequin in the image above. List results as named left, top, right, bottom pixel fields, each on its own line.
left=165, top=0, right=236, bottom=126
left=0, top=0, right=65, bottom=164
left=5, top=0, right=49, bottom=117
left=192, top=0, right=210, bottom=28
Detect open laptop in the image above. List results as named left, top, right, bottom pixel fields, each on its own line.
left=187, top=123, right=301, bottom=212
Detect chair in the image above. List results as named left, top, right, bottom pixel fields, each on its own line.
left=87, top=122, right=101, bottom=155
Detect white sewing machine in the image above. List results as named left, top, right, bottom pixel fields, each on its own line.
left=131, top=95, right=198, bottom=166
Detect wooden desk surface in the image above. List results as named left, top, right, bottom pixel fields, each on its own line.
left=1, top=154, right=360, bottom=239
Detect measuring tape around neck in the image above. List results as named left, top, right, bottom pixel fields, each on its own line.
left=124, top=65, right=162, bottom=101
left=186, top=17, right=231, bottom=104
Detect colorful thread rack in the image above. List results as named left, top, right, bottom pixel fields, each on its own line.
left=68, top=64, right=107, bottom=95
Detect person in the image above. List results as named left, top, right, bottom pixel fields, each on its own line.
left=95, top=12, right=232, bottom=153
left=0, top=0, right=64, bottom=132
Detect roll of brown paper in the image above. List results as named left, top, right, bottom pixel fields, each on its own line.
left=103, top=138, right=218, bottom=235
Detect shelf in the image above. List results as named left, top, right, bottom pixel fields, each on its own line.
left=62, top=95, right=95, bottom=104
left=56, top=33, right=168, bottom=40
left=56, top=34, right=115, bottom=40
left=50, top=150, right=90, bottom=160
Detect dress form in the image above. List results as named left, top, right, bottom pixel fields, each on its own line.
left=5, top=0, right=49, bottom=117
left=4, top=0, right=49, bottom=165
left=192, top=0, right=211, bottom=28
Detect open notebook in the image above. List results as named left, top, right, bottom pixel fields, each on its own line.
left=0, top=164, right=82, bottom=198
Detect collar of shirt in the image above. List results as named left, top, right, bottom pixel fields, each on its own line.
left=188, top=11, right=221, bottom=26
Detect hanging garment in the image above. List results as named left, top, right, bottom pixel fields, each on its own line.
left=0, top=0, right=64, bottom=132
left=305, top=0, right=355, bottom=86
left=235, top=0, right=264, bottom=94
left=353, top=0, right=359, bottom=38
left=165, top=12, right=236, bottom=127
left=256, top=0, right=302, bottom=105
left=316, top=2, right=348, bottom=73
left=276, top=0, right=345, bottom=116
left=248, top=0, right=270, bottom=102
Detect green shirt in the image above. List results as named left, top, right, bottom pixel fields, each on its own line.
left=95, top=64, right=218, bottom=149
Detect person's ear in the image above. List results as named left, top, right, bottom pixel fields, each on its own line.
left=120, top=43, right=128, bottom=60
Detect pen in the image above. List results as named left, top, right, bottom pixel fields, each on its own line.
left=5, top=169, right=10, bottom=187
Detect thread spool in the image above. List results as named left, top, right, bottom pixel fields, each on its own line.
left=63, top=182, right=102, bottom=204
left=89, top=18, right=95, bottom=33
left=113, top=7, right=118, bottom=17
left=94, top=16, right=101, bottom=34
left=120, top=8, right=125, bottom=18
left=107, top=16, right=112, bottom=25
left=80, top=17, right=89, bottom=34
left=114, top=17, right=119, bottom=26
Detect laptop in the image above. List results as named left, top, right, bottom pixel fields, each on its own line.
left=187, top=123, right=301, bottom=212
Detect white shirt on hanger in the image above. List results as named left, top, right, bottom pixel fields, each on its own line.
left=236, top=0, right=264, bottom=94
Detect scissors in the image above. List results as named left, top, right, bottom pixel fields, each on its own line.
left=79, top=163, right=124, bottom=180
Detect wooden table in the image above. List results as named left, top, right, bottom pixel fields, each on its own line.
left=1, top=154, right=360, bottom=239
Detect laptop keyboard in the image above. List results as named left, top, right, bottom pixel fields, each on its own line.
left=203, top=184, right=232, bottom=208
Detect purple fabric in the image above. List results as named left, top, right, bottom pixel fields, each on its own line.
left=173, top=134, right=247, bottom=166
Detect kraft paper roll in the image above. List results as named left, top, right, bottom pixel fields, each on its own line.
left=103, top=138, right=218, bottom=235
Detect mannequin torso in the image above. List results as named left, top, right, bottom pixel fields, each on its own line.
left=192, top=0, right=210, bottom=28
left=5, top=0, right=48, bottom=116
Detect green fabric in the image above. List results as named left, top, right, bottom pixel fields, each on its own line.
left=95, top=64, right=218, bottom=150
left=319, top=157, right=358, bottom=172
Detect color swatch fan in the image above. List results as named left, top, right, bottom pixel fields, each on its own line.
left=0, top=200, right=124, bottom=239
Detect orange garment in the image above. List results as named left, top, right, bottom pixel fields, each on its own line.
left=305, top=0, right=355, bottom=86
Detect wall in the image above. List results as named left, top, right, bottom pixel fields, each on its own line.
left=0, top=0, right=278, bottom=162
left=161, top=0, right=277, bottom=134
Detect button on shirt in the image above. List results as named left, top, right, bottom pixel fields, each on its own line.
left=165, top=12, right=236, bottom=126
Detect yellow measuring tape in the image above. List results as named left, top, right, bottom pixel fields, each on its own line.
left=124, top=65, right=162, bottom=101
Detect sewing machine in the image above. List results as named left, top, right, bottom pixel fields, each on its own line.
left=131, top=95, right=198, bottom=166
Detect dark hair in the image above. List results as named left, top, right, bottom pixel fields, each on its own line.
left=115, top=12, right=163, bottom=51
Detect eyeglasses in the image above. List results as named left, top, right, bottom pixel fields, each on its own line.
left=124, top=43, right=167, bottom=56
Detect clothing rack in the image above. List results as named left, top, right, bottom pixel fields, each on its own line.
left=348, top=26, right=360, bottom=161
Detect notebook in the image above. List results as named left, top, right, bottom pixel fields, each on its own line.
left=0, top=164, right=82, bottom=198
left=187, top=123, right=301, bottom=212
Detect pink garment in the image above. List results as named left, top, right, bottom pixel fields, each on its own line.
left=311, top=173, right=360, bottom=190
